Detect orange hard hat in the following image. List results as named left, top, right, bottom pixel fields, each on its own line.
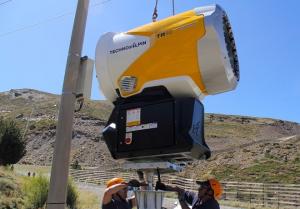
left=196, top=177, right=223, bottom=199
left=208, top=178, right=223, bottom=199
left=106, top=177, right=125, bottom=188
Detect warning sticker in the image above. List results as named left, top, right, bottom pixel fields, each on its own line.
left=126, top=123, right=158, bottom=133
left=126, top=108, right=141, bottom=127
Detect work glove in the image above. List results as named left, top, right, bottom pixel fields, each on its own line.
left=155, top=181, right=166, bottom=191
left=128, top=179, right=148, bottom=187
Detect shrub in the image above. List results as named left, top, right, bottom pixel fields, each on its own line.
left=71, top=160, right=82, bottom=170
left=67, top=178, right=78, bottom=209
left=23, top=175, right=49, bottom=209
left=0, top=118, right=26, bottom=165
left=0, top=167, right=25, bottom=209
left=0, top=196, right=24, bottom=209
left=0, top=177, right=17, bottom=194
left=23, top=175, right=79, bottom=209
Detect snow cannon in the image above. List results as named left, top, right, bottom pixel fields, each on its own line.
left=95, top=5, right=239, bottom=161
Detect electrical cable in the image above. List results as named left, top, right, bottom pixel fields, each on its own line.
left=0, top=0, right=112, bottom=38
left=0, top=0, right=12, bottom=6
left=90, top=0, right=112, bottom=7
left=172, top=0, right=175, bottom=15
left=0, top=12, right=73, bottom=38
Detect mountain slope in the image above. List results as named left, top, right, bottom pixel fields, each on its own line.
left=1, top=89, right=299, bottom=183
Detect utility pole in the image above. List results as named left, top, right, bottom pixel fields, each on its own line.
left=46, top=0, right=89, bottom=209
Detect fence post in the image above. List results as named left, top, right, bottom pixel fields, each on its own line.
left=277, top=185, right=279, bottom=209
left=236, top=182, right=239, bottom=201
left=224, top=183, right=226, bottom=200
left=296, top=192, right=300, bottom=209
left=263, top=183, right=265, bottom=207
left=249, top=188, right=252, bottom=207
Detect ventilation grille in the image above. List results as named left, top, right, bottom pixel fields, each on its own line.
left=223, top=14, right=240, bottom=81
left=119, top=76, right=137, bottom=93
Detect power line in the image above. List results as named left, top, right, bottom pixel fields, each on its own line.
left=91, top=0, right=112, bottom=7
left=0, top=0, right=12, bottom=6
left=172, top=0, right=175, bottom=15
left=0, top=0, right=112, bottom=38
left=0, top=12, right=73, bottom=38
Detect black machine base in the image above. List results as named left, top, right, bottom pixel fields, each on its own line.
left=102, top=87, right=211, bottom=161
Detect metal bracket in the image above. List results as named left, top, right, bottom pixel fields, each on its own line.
left=74, top=93, right=84, bottom=112
left=123, top=161, right=183, bottom=209
left=123, top=161, right=183, bottom=173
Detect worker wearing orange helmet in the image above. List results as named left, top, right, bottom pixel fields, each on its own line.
left=102, top=175, right=146, bottom=209
left=156, top=177, right=222, bottom=209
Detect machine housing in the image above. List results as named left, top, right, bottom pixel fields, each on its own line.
left=102, top=87, right=210, bottom=161
left=95, top=4, right=239, bottom=161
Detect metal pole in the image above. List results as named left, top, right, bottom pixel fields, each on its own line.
left=46, top=0, right=89, bottom=209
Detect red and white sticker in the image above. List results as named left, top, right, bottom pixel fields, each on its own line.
left=124, top=133, right=133, bottom=145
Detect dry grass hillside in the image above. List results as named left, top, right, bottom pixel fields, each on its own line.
left=1, top=89, right=300, bottom=183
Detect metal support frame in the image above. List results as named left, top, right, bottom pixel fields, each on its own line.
left=123, top=161, right=183, bottom=173
left=124, top=162, right=183, bottom=209
left=135, top=171, right=166, bottom=209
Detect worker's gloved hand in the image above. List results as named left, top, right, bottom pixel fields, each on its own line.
left=127, top=179, right=148, bottom=187
left=155, top=181, right=166, bottom=191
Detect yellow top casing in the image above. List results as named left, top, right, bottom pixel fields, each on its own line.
left=118, top=10, right=207, bottom=97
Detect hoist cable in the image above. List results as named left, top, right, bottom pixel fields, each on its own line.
left=152, top=0, right=158, bottom=22
left=0, top=0, right=112, bottom=38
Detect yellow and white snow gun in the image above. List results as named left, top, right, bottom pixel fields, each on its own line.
left=95, top=4, right=239, bottom=161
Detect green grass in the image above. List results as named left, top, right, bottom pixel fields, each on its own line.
left=205, top=121, right=260, bottom=140
left=212, top=164, right=239, bottom=180
left=79, top=100, right=112, bottom=120
left=29, top=118, right=56, bottom=131
left=1, top=166, right=85, bottom=209
left=219, top=200, right=277, bottom=209
left=212, top=158, right=300, bottom=184
left=0, top=93, right=111, bottom=136
left=14, top=164, right=51, bottom=176
left=77, top=189, right=100, bottom=209
left=0, top=166, right=25, bottom=209
left=23, top=175, right=49, bottom=209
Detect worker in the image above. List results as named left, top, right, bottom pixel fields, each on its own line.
left=156, top=177, right=222, bottom=209
left=102, top=176, right=146, bottom=209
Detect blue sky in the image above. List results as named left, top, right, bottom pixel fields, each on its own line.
left=0, top=0, right=299, bottom=123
